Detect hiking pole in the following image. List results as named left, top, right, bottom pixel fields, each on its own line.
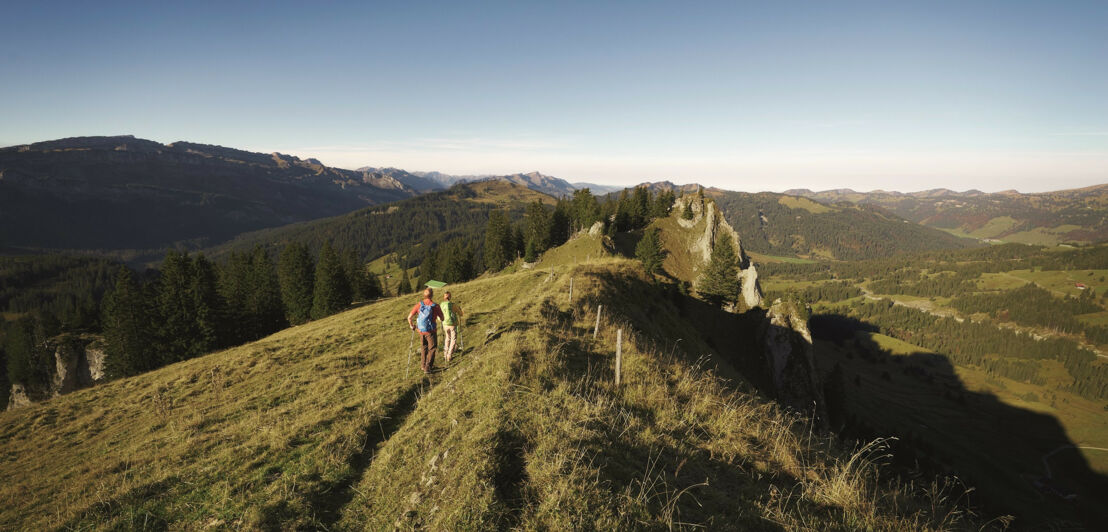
left=405, top=328, right=415, bottom=378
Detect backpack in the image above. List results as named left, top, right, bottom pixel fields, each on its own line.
left=441, top=301, right=456, bottom=326
left=416, top=301, right=437, bottom=333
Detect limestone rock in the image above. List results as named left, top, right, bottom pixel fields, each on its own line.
left=761, top=298, right=827, bottom=427
left=678, top=193, right=762, bottom=308
left=741, top=265, right=764, bottom=308
left=7, top=384, right=33, bottom=411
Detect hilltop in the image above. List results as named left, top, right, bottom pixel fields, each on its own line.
left=787, top=185, right=1108, bottom=246
left=0, top=246, right=976, bottom=530
left=0, top=136, right=418, bottom=252
left=204, top=180, right=555, bottom=263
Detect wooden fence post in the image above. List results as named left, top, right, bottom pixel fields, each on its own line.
left=569, top=277, right=573, bottom=303
left=615, top=329, right=623, bottom=387
left=593, top=305, right=602, bottom=339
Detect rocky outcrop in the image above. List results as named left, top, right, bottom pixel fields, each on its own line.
left=760, top=298, right=827, bottom=427
left=740, top=265, right=763, bottom=309
left=6, top=334, right=106, bottom=410
left=51, top=335, right=105, bottom=396
left=7, top=384, right=34, bottom=410
left=677, top=194, right=763, bottom=308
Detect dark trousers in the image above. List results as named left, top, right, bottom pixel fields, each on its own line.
left=420, top=332, right=437, bottom=372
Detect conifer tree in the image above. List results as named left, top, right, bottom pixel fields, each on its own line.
left=682, top=201, right=695, bottom=220
left=483, top=210, right=512, bottom=271
left=397, top=268, right=413, bottom=296
left=219, top=251, right=253, bottom=344
left=3, top=316, right=49, bottom=392
left=417, top=247, right=440, bottom=288
left=635, top=228, right=667, bottom=276
left=103, top=267, right=154, bottom=378
left=342, top=248, right=375, bottom=301
left=312, top=242, right=351, bottom=319
left=439, top=241, right=474, bottom=283
left=571, top=188, right=600, bottom=231
left=248, top=246, right=287, bottom=338
left=191, top=253, right=224, bottom=354
left=156, top=250, right=197, bottom=364
left=549, top=199, right=572, bottom=247
left=277, top=242, right=315, bottom=325
left=524, top=200, right=551, bottom=257
left=697, top=232, right=741, bottom=308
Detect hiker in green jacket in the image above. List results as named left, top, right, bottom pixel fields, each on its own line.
left=441, top=291, right=464, bottom=362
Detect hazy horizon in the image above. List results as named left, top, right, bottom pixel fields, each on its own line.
left=2, top=1, right=1105, bottom=193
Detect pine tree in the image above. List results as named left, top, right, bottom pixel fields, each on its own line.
left=635, top=228, right=667, bottom=276
left=103, top=267, right=154, bottom=378
left=342, top=248, right=374, bottom=301
left=156, top=249, right=197, bottom=364
left=484, top=210, right=512, bottom=271
left=524, top=200, right=551, bottom=257
left=571, top=188, right=600, bottom=231
left=417, top=247, right=440, bottom=288
left=397, top=268, right=413, bottom=296
left=697, top=232, right=741, bottom=308
left=278, top=242, right=315, bottom=325
left=190, top=253, right=224, bottom=354
left=549, top=199, right=572, bottom=247
left=3, top=316, right=49, bottom=392
left=682, top=200, right=695, bottom=220
left=312, top=242, right=351, bottom=319
left=219, top=251, right=253, bottom=344
left=248, top=246, right=287, bottom=338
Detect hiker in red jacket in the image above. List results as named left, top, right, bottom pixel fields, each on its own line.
left=407, top=287, right=445, bottom=373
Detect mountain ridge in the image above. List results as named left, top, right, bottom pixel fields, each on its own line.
left=788, top=185, right=1108, bottom=245
left=0, top=136, right=420, bottom=252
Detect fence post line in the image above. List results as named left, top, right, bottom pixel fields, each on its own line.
left=615, top=329, right=623, bottom=387
left=593, top=305, right=603, bottom=339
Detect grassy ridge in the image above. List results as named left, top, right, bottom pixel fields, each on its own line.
left=1, top=245, right=977, bottom=529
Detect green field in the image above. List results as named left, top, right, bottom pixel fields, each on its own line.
left=747, top=250, right=818, bottom=264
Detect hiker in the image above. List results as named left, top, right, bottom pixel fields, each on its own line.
left=407, top=287, right=444, bottom=373
left=441, top=291, right=464, bottom=361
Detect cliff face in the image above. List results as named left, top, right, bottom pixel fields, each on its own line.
left=6, top=334, right=107, bottom=411
left=760, top=298, right=827, bottom=427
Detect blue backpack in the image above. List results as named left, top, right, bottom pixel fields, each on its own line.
left=416, top=301, right=437, bottom=333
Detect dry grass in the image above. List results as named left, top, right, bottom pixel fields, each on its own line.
left=0, top=249, right=985, bottom=530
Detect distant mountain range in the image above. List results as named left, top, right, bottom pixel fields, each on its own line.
left=358, top=166, right=620, bottom=197
left=786, top=185, right=1108, bottom=245
left=0, top=135, right=623, bottom=254
left=0, top=136, right=419, bottom=251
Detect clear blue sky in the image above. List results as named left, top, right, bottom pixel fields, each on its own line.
left=2, top=1, right=1105, bottom=192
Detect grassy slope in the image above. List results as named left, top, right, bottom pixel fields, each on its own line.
left=1, top=241, right=975, bottom=530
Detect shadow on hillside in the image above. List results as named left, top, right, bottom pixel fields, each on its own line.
left=571, top=266, right=1108, bottom=527
left=810, top=313, right=1108, bottom=529
left=303, top=381, right=428, bottom=529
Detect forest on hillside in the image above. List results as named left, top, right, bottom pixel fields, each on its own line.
left=714, top=191, right=976, bottom=260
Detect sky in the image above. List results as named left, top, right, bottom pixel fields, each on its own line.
left=1, top=1, right=1105, bottom=192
